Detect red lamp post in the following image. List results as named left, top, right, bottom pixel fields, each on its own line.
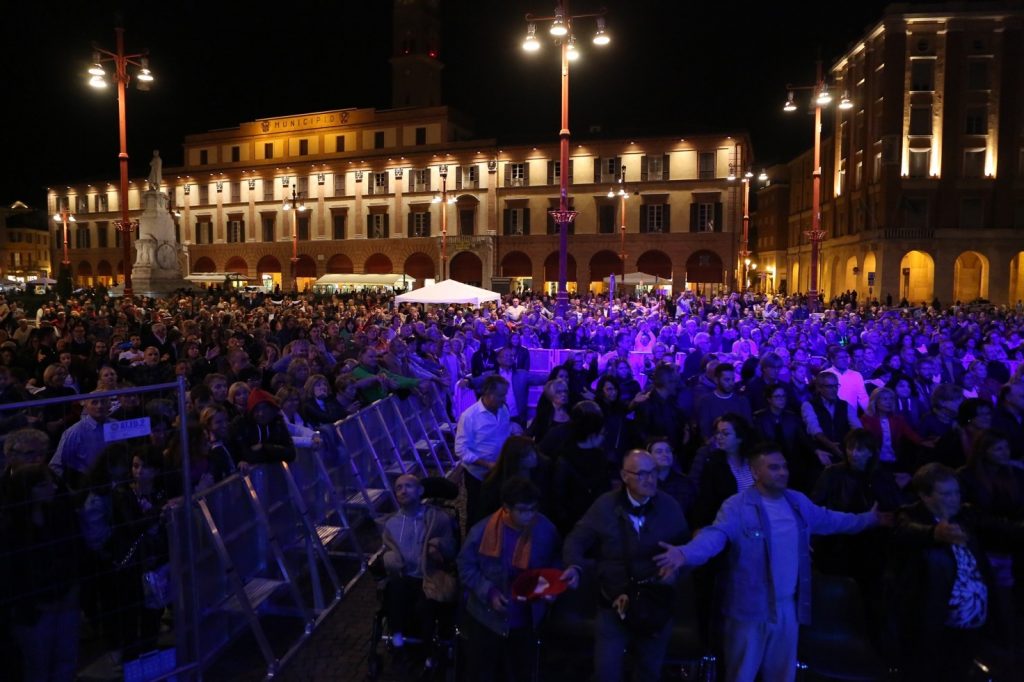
left=283, top=184, right=306, bottom=292
left=52, top=208, right=76, bottom=267
left=433, top=165, right=456, bottom=281
left=523, top=2, right=609, bottom=317
left=88, top=27, right=153, bottom=299
left=783, top=60, right=852, bottom=311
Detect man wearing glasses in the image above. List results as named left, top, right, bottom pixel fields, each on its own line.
left=562, top=450, right=690, bottom=682
left=800, top=373, right=862, bottom=484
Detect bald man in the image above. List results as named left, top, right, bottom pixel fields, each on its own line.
left=379, top=474, right=457, bottom=651
left=562, top=450, right=690, bottom=682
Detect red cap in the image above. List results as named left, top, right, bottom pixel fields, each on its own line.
left=246, top=388, right=279, bottom=413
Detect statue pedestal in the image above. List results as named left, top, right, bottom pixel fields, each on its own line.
left=131, top=191, right=188, bottom=297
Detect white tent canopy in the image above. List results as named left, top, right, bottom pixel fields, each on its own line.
left=394, top=279, right=501, bottom=306
left=601, top=272, right=668, bottom=286
left=313, top=273, right=408, bottom=288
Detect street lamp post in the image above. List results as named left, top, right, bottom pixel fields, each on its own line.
left=52, top=208, right=76, bottom=267
left=783, top=60, right=852, bottom=311
left=607, top=165, right=628, bottom=279
left=728, top=168, right=768, bottom=290
left=433, top=165, right=456, bottom=280
left=88, top=27, right=154, bottom=299
left=283, top=184, right=306, bottom=292
left=523, top=2, right=609, bottom=317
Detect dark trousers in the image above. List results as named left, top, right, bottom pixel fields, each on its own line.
left=594, top=605, right=673, bottom=682
left=464, top=472, right=485, bottom=529
left=466, top=616, right=539, bottom=682
left=383, top=576, right=436, bottom=641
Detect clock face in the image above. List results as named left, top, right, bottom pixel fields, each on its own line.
left=157, top=244, right=177, bottom=270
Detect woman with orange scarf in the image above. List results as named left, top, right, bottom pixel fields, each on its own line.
left=457, top=477, right=562, bottom=682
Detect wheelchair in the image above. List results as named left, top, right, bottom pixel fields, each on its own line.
left=367, top=477, right=461, bottom=681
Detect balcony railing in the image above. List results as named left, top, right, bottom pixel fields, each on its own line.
left=883, top=226, right=934, bottom=240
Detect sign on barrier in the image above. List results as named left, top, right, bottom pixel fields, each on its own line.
left=104, top=416, right=152, bottom=441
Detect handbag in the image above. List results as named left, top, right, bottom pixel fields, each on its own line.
left=617, top=514, right=674, bottom=635
left=142, top=564, right=172, bottom=609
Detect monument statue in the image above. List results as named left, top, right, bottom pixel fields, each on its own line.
left=132, top=148, right=187, bottom=295
left=147, top=150, right=162, bottom=191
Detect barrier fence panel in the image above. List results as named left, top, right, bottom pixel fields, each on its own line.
left=0, top=379, right=201, bottom=682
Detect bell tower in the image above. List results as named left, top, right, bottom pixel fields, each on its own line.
left=390, top=0, right=444, bottom=108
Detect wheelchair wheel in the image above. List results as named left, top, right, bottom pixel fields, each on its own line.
left=367, top=614, right=384, bottom=680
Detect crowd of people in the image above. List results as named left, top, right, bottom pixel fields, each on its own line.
left=0, top=284, right=1022, bottom=681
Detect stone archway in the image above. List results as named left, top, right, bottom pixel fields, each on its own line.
left=543, top=252, right=577, bottom=290
left=450, top=251, right=483, bottom=286
left=192, top=257, right=216, bottom=273
left=953, top=251, right=989, bottom=303
left=636, top=249, right=672, bottom=280
left=224, top=256, right=248, bottom=275
left=843, top=255, right=859, bottom=295
left=404, top=252, right=435, bottom=286
left=326, top=253, right=353, bottom=274
left=294, top=255, right=317, bottom=278
left=1011, top=252, right=1024, bottom=305
left=899, top=251, right=935, bottom=304
left=500, top=251, right=532, bottom=277
left=589, top=250, right=621, bottom=290
left=364, top=253, right=393, bottom=274
left=685, top=250, right=723, bottom=283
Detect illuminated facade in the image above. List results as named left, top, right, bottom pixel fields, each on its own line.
left=0, top=201, right=50, bottom=282
left=762, top=2, right=1024, bottom=305
left=50, top=109, right=754, bottom=295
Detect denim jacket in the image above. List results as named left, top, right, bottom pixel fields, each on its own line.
left=679, top=487, right=875, bottom=624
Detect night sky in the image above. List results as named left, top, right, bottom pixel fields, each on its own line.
left=2, top=0, right=932, bottom=208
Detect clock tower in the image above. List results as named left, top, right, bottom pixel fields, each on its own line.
left=390, top=0, right=443, bottom=108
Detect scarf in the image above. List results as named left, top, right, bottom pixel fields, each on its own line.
left=478, top=508, right=533, bottom=570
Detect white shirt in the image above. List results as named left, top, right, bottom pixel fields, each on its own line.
left=455, top=399, right=511, bottom=481
left=823, top=367, right=869, bottom=412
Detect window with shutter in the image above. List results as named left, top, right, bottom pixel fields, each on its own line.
left=333, top=174, right=345, bottom=197
left=409, top=211, right=431, bottom=237
left=264, top=142, right=274, bottom=159
left=97, top=223, right=108, bottom=248
left=231, top=146, right=241, bottom=162
left=508, top=163, right=527, bottom=187
left=646, top=156, right=664, bottom=182
left=456, top=165, right=478, bottom=189
left=372, top=172, right=389, bottom=195
left=262, top=216, right=275, bottom=241
left=412, top=169, right=431, bottom=193
left=332, top=214, right=346, bottom=239
left=227, top=220, right=245, bottom=243
left=369, top=213, right=389, bottom=238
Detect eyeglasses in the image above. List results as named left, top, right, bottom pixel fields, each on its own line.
left=624, top=469, right=657, bottom=479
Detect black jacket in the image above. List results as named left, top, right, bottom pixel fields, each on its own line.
left=550, top=443, right=613, bottom=536
left=887, top=502, right=1024, bottom=642
left=228, top=416, right=297, bottom=465
left=564, top=489, right=690, bottom=601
